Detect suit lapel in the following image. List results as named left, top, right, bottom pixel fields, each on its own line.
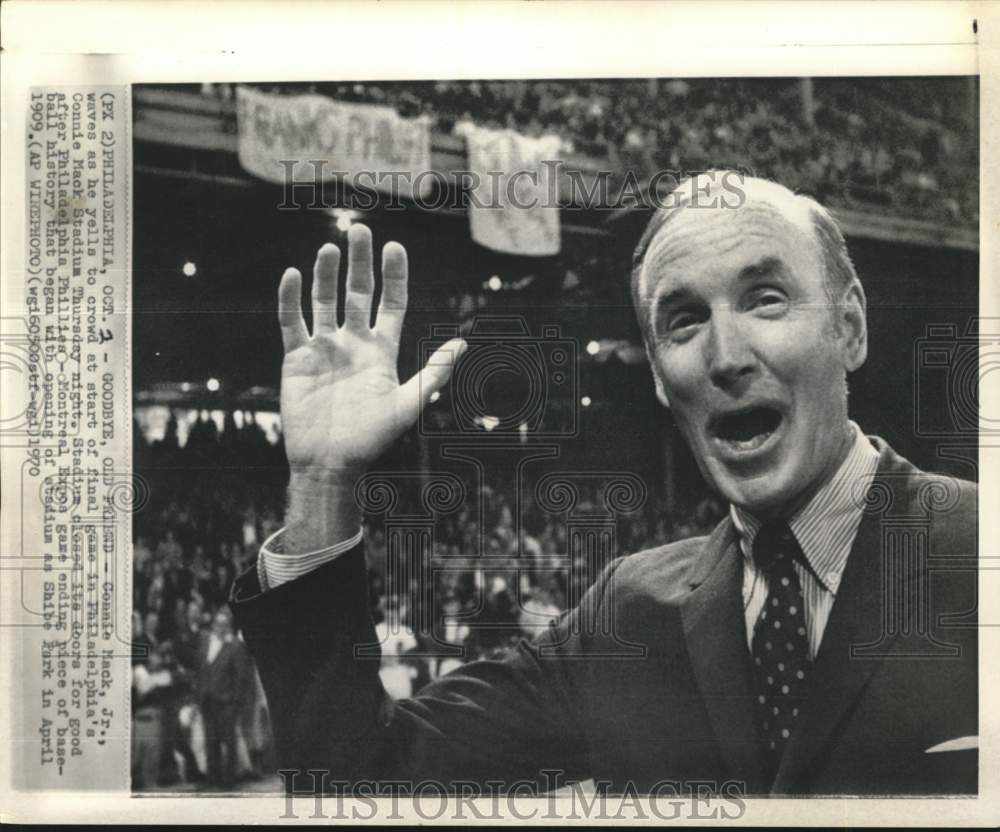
left=680, top=519, right=766, bottom=792
left=772, top=441, right=913, bottom=793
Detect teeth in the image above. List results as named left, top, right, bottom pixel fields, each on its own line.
left=719, top=429, right=773, bottom=451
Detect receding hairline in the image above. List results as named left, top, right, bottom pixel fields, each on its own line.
left=631, top=174, right=859, bottom=335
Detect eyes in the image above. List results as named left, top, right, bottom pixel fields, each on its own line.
left=747, top=287, right=789, bottom=314
left=663, top=307, right=707, bottom=335
left=659, top=286, right=790, bottom=341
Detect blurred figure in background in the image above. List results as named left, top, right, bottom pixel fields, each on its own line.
left=131, top=641, right=176, bottom=789
left=197, top=607, right=251, bottom=790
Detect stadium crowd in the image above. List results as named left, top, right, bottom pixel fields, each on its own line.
left=205, top=77, right=978, bottom=226
left=131, top=410, right=722, bottom=790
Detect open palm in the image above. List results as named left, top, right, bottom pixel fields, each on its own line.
left=277, top=225, right=465, bottom=484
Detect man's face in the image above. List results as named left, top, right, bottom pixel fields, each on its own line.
left=638, top=195, right=866, bottom=517
left=186, top=601, right=202, bottom=628
left=212, top=610, right=232, bottom=637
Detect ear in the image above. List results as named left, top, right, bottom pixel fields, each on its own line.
left=838, top=280, right=868, bottom=372
left=653, top=371, right=672, bottom=408
left=647, top=347, right=672, bottom=408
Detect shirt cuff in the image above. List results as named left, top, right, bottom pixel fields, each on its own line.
left=257, top=526, right=364, bottom=591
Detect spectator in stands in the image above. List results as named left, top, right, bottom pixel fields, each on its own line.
left=204, top=77, right=977, bottom=225
left=197, top=607, right=251, bottom=790
left=131, top=641, right=175, bottom=789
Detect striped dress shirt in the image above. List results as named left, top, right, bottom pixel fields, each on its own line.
left=257, top=525, right=363, bottom=592
left=730, top=422, right=880, bottom=661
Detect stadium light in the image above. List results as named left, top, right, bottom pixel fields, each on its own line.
left=479, top=415, right=500, bottom=432
left=206, top=378, right=221, bottom=392
left=182, top=261, right=197, bottom=277
left=330, top=208, right=359, bottom=232
left=586, top=340, right=600, bottom=356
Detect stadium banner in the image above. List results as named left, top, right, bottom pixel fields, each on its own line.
left=235, top=86, right=433, bottom=198
left=454, top=121, right=562, bottom=256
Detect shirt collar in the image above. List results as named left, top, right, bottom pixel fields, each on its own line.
left=730, top=422, right=880, bottom=593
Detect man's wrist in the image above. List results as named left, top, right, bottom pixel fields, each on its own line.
left=287, top=465, right=361, bottom=491
left=284, top=468, right=363, bottom=553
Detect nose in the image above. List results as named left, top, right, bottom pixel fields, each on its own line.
left=705, top=307, right=756, bottom=389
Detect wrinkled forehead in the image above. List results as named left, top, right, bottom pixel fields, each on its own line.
left=638, top=178, right=819, bottom=301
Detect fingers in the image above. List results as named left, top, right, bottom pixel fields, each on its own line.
left=376, top=241, right=408, bottom=345
left=286, top=227, right=404, bottom=348
left=311, top=242, right=340, bottom=336
left=343, top=224, right=375, bottom=332
left=395, top=338, right=467, bottom=428
left=277, top=268, right=308, bottom=353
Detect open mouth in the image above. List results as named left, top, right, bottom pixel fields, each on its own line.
left=710, top=406, right=783, bottom=452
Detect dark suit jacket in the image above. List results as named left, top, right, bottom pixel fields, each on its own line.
left=231, top=438, right=977, bottom=795
left=197, top=632, right=251, bottom=709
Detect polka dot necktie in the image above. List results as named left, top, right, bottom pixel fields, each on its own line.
left=750, top=521, right=811, bottom=786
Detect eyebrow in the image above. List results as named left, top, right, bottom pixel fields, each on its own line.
left=653, top=288, right=693, bottom=314
left=648, top=254, right=789, bottom=335
left=738, top=255, right=783, bottom=281
left=653, top=255, right=786, bottom=309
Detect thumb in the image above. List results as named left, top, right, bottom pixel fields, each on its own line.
left=395, top=337, right=467, bottom=428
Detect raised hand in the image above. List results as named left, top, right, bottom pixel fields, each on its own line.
left=276, top=225, right=465, bottom=550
